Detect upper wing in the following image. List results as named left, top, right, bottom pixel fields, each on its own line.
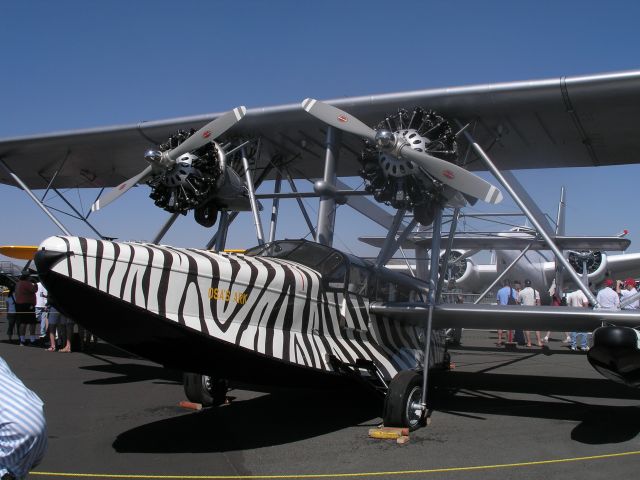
left=2, top=69, right=640, bottom=189
left=371, top=302, right=640, bottom=331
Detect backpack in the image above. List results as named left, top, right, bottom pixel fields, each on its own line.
left=507, top=287, right=518, bottom=305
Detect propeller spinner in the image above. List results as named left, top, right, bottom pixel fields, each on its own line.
left=301, top=99, right=502, bottom=205
left=91, top=106, right=247, bottom=212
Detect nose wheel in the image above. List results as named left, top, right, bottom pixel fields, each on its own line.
left=383, top=370, right=426, bottom=431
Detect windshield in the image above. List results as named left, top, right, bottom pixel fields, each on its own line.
left=245, top=240, right=345, bottom=274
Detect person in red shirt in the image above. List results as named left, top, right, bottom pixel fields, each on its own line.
left=14, top=273, right=38, bottom=346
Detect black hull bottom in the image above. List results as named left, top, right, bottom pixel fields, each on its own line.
left=38, top=265, right=349, bottom=389
left=588, top=326, right=640, bottom=388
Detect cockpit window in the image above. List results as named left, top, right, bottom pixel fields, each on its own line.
left=246, top=240, right=350, bottom=290
left=246, top=240, right=344, bottom=270
left=348, top=265, right=370, bottom=296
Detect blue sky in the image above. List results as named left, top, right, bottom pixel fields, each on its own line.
left=1, top=0, right=640, bottom=261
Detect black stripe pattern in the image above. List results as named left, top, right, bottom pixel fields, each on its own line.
left=42, top=236, right=444, bottom=381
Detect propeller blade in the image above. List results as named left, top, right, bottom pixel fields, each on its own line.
left=91, top=165, right=153, bottom=212
left=400, top=147, right=503, bottom=204
left=302, top=99, right=376, bottom=142
left=168, top=106, right=247, bottom=160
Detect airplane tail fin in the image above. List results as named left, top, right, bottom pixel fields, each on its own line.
left=555, top=186, right=566, bottom=236
left=554, top=187, right=566, bottom=294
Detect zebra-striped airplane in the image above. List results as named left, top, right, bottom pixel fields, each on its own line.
left=35, top=234, right=640, bottom=431
left=7, top=69, right=640, bottom=430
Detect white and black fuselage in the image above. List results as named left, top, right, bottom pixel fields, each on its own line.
left=35, top=237, right=445, bottom=389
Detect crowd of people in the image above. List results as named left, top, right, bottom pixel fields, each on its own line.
left=4, top=274, right=95, bottom=352
left=495, top=276, right=638, bottom=351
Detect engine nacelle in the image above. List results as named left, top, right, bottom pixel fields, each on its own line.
left=588, top=326, right=640, bottom=387
left=148, top=130, right=223, bottom=215
left=440, top=250, right=481, bottom=291
left=359, top=107, right=458, bottom=225
left=567, top=251, right=608, bottom=284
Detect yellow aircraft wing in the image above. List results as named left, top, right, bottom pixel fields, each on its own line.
left=0, top=245, right=38, bottom=260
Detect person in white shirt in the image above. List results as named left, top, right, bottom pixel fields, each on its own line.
left=596, top=278, right=620, bottom=310
left=518, top=279, right=542, bottom=347
left=35, top=283, right=48, bottom=339
left=617, top=278, right=639, bottom=310
left=566, top=289, right=590, bottom=351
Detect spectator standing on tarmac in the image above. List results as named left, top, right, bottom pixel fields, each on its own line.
left=519, top=279, right=542, bottom=347
left=0, top=356, right=48, bottom=480
left=14, top=274, right=38, bottom=347
left=34, top=283, right=47, bottom=341
left=495, top=280, right=518, bottom=346
left=617, top=278, right=639, bottom=310
left=566, top=288, right=590, bottom=351
left=596, top=278, right=620, bottom=310
left=5, top=285, right=17, bottom=344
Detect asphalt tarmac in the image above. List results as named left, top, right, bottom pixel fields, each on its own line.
left=1, top=325, right=640, bottom=480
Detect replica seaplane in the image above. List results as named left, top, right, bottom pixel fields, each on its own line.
left=4, top=69, right=640, bottom=430
left=360, top=188, right=640, bottom=297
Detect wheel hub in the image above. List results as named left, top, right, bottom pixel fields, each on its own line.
left=405, top=386, right=424, bottom=427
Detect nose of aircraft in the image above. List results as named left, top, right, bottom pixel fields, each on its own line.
left=34, top=236, right=73, bottom=279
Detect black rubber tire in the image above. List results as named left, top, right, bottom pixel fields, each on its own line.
left=194, top=204, right=218, bottom=228
left=383, top=370, right=424, bottom=431
left=183, top=373, right=228, bottom=407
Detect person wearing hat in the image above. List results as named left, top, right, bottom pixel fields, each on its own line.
left=617, top=277, right=639, bottom=310
left=595, top=278, right=620, bottom=310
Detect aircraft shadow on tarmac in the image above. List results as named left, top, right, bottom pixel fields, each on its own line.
left=112, top=370, right=640, bottom=453
left=79, top=362, right=183, bottom=385
left=433, top=371, right=640, bottom=444
left=79, top=349, right=182, bottom=385
left=113, top=387, right=381, bottom=453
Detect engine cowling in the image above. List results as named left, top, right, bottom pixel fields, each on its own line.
left=359, top=107, right=458, bottom=225
left=147, top=130, right=223, bottom=215
left=440, top=250, right=480, bottom=291
left=567, top=251, right=608, bottom=284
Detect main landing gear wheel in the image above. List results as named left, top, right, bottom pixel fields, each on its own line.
left=183, top=373, right=228, bottom=407
left=383, top=370, right=425, bottom=431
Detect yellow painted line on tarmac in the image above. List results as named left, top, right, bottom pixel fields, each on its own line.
left=30, top=449, right=640, bottom=479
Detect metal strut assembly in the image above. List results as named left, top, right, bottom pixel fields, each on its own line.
left=241, top=146, right=265, bottom=245
left=0, top=159, right=72, bottom=236
left=459, top=124, right=600, bottom=307
left=420, top=206, right=444, bottom=414
left=316, top=126, right=341, bottom=246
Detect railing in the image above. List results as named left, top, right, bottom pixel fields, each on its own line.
left=441, top=291, right=496, bottom=305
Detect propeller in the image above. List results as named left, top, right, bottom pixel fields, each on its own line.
left=301, top=99, right=503, bottom=204
left=91, top=106, right=247, bottom=212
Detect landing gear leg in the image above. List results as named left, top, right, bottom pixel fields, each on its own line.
left=183, top=373, right=228, bottom=407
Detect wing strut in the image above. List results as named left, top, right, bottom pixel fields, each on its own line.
left=419, top=205, right=444, bottom=417
left=436, top=207, right=461, bottom=301
left=0, top=159, right=71, bottom=236
left=457, top=121, right=600, bottom=307
left=473, top=242, right=535, bottom=304
left=315, top=126, right=341, bottom=246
